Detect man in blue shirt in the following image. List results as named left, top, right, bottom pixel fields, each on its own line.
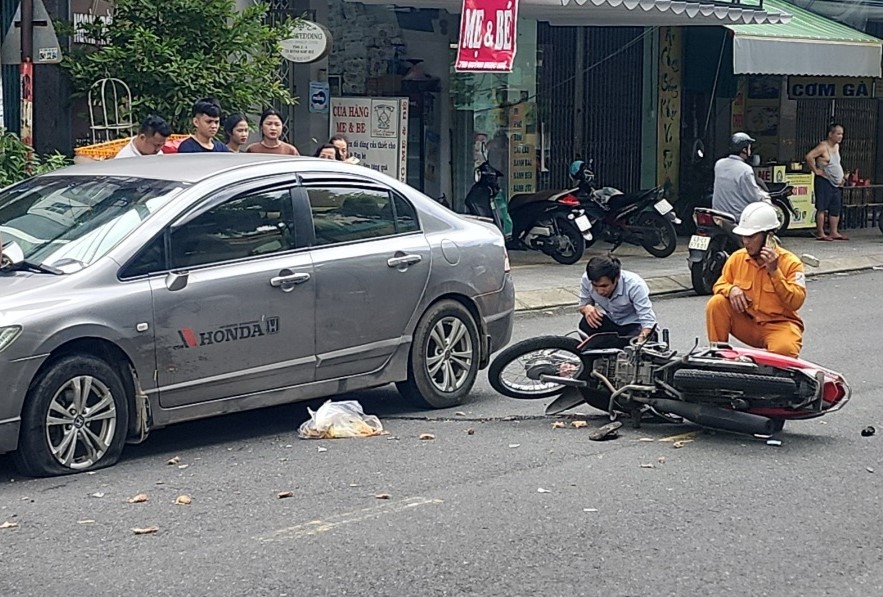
left=177, top=98, right=231, bottom=153
left=578, top=255, right=657, bottom=346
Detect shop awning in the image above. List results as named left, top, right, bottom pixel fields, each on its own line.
left=351, top=0, right=793, bottom=27
left=727, top=0, right=883, bottom=77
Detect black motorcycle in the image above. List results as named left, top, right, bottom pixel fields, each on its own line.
left=465, top=162, right=593, bottom=265
left=687, top=186, right=797, bottom=295
left=569, top=160, right=680, bottom=258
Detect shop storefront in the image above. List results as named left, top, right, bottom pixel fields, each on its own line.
left=681, top=0, right=883, bottom=230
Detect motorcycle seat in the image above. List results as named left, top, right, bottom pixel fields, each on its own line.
left=694, top=207, right=737, bottom=223
left=509, top=188, right=578, bottom=210
left=607, top=187, right=660, bottom=211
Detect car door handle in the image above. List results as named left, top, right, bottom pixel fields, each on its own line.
left=269, top=272, right=311, bottom=287
left=387, top=254, right=422, bottom=268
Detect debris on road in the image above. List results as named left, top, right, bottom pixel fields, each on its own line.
left=640, top=463, right=655, bottom=469
left=862, top=426, right=876, bottom=437
left=77, top=520, right=95, bottom=524
left=537, top=488, right=552, bottom=493
left=867, top=467, right=876, bottom=474
left=571, top=420, right=588, bottom=429
left=638, top=438, right=655, bottom=442
left=375, top=493, right=392, bottom=500
left=175, top=495, right=192, bottom=505
left=0, top=521, right=18, bottom=530
left=657, top=456, right=667, bottom=464
left=277, top=491, right=295, bottom=499
left=177, top=464, right=189, bottom=470
left=317, top=446, right=328, bottom=453
left=766, top=439, right=783, bottom=447
left=298, top=400, right=384, bottom=439
left=167, top=456, right=181, bottom=465
left=419, top=433, right=436, bottom=441
left=132, top=526, right=159, bottom=535
left=455, top=411, right=467, bottom=417
left=552, top=421, right=566, bottom=429
left=91, top=492, right=105, bottom=499
left=127, top=493, right=149, bottom=504
left=583, top=508, right=599, bottom=513
left=465, top=428, right=475, bottom=435
left=672, top=440, right=693, bottom=449
left=508, top=443, right=521, bottom=449
left=589, top=421, right=622, bottom=441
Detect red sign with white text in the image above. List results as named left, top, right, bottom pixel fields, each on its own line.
left=455, top=0, right=518, bottom=73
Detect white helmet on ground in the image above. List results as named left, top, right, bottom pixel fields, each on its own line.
left=733, top=201, right=780, bottom=236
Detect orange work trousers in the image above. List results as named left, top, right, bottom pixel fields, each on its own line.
left=705, top=294, right=803, bottom=357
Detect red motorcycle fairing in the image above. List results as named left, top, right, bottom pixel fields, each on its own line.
left=718, top=346, right=851, bottom=415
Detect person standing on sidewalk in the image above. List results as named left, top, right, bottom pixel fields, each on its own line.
left=806, top=123, right=848, bottom=241
left=114, top=115, right=172, bottom=158
left=246, top=108, right=300, bottom=156
left=177, top=98, right=230, bottom=153
left=577, top=255, right=657, bottom=347
left=706, top=202, right=806, bottom=357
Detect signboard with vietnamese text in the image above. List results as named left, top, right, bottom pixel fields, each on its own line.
left=787, top=77, right=875, bottom=100
left=455, top=0, right=519, bottom=72
left=330, top=97, right=409, bottom=182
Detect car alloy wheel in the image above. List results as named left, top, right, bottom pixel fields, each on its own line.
left=425, top=316, right=475, bottom=393
left=45, top=375, right=118, bottom=469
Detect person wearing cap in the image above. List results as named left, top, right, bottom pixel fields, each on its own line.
left=712, top=132, right=769, bottom=220
left=706, top=202, right=806, bottom=357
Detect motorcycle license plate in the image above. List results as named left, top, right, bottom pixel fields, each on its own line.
left=574, top=215, right=592, bottom=232
left=688, top=235, right=711, bottom=251
left=653, top=199, right=674, bottom=215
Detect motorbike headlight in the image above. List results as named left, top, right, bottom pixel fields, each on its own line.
left=0, top=326, right=23, bottom=353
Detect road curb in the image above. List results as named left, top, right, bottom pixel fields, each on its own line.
left=514, top=253, right=883, bottom=312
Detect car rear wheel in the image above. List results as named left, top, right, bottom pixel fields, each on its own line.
left=397, top=300, right=480, bottom=409
left=13, top=355, right=129, bottom=477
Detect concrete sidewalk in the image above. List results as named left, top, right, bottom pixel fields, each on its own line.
left=510, top=227, right=883, bottom=311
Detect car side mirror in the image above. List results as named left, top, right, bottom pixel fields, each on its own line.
left=0, top=240, right=24, bottom=270
left=165, top=271, right=189, bottom=292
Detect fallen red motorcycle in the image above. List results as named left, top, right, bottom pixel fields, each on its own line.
left=488, top=330, right=850, bottom=436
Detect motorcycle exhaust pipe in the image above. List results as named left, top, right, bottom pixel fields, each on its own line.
left=648, top=399, right=777, bottom=436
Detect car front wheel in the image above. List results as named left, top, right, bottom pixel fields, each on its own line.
left=397, top=299, right=480, bottom=409
left=13, top=355, right=129, bottom=477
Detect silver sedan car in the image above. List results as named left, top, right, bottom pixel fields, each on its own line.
left=0, top=155, right=514, bottom=477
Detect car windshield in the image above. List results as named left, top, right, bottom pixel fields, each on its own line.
left=0, top=175, right=184, bottom=272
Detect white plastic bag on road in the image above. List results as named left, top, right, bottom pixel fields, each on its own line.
left=297, top=400, right=384, bottom=439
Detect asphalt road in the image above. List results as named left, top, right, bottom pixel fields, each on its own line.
left=2, top=270, right=882, bottom=596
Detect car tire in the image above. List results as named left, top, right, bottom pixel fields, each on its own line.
left=397, top=300, right=480, bottom=409
left=13, top=355, right=129, bottom=477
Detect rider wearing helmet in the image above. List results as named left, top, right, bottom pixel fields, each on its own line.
left=712, top=132, right=769, bottom=219
left=705, top=202, right=806, bottom=357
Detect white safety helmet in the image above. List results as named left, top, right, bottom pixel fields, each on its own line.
left=733, top=201, right=780, bottom=236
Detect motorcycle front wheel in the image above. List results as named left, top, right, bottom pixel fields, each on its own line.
left=636, top=212, right=677, bottom=258
left=550, top=216, right=585, bottom=265
left=771, top=199, right=791, bottom=234
left=488, top=336, right=586, bottom=399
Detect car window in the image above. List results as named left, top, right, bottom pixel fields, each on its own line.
left=169, top=189, right=295, bottom=269
left=122, top=235, right=166, bottom=278
left=306, top=187, right=419, bottom=246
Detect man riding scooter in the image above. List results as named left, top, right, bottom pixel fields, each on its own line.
left=712, top=132, right=769, bottom=220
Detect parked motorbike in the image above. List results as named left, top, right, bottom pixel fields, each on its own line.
left=568, top=160, right=680, bottom=258
left=465, top=161, right=593, bottom=265
left=488, top=329, right=850, bottom=436
left=688, top=186, right=798, bottom=295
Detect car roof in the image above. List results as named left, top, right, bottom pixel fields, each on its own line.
left=53, top=154, right=315, bottom=184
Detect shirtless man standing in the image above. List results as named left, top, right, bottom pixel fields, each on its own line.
left=805, top=124, right=848, bottom=241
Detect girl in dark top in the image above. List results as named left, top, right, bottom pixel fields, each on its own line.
left=245, top=108, right=300, bottom=155
left=224, top=113, right=250, bottom=153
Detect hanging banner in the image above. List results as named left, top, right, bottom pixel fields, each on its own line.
left=330, top=97, right=409, bottom=182
left=454, top=0, right=518, bottom=73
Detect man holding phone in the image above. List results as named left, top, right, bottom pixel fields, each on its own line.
left=705, top=202, right=806, bottom=357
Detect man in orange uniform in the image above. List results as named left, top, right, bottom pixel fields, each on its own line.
left=706, top=202, right=806, bottom=357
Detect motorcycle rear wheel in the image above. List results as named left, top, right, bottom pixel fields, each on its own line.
left=488, top=336, right=585, bottom=399
left=550, top=217, right=584, bottom=265
left=636, top=212, right=677, bottom=258
left=673, top=369, right=797, bottom=395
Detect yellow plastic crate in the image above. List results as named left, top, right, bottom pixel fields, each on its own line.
left=75, top=134, right=189, bottom=160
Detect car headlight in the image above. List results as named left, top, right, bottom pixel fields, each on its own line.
left=0, top=326, right=22, bottom=352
